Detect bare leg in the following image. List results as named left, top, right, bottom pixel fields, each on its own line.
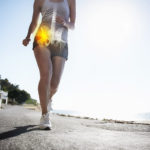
left=48, top=56, right=66, bottom=100
left=33, top=46, right=53, bottom=115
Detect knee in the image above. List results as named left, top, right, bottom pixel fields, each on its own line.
left=40, top=72, right=51, bottom=83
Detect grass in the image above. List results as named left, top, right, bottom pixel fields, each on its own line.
left=25, top=99, right=38, bottom=106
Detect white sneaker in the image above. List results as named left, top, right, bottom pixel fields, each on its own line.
left=39, top=112, right=52, bottom=130
left=47, top=99, right=53, bottom=112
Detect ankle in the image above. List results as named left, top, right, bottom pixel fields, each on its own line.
left=42, top=111, right=48, bottom=115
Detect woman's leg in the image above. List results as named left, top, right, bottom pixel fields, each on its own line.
left=48, top=56, right=66, bottom=100
left=33, top=46, right=53, bottom=115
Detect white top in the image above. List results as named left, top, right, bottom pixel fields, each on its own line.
left=39, top=0, right=70, bottom=43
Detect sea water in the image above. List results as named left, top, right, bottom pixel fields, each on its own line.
left=52, top=109, right=150, bottom=121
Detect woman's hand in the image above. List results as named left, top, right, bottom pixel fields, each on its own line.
left=56, top=16, right=66, bottom=26
left=56, top=16, right=75, bottom=30
left=22, top=38, right=31, bottom=46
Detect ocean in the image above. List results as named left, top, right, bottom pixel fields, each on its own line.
left=52, top=109, right=150, bottom=121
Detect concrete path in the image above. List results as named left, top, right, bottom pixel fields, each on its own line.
left=0, top=105, right=150, bottom=150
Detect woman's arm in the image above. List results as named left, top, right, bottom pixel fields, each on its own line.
left=22, top=0, right=41, bottom=46
left=65, top=0, right=76, bottom=29
left=56, top=0, right=76, bottom=30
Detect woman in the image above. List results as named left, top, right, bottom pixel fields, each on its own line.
left=22, top=0, right=76, bottom=130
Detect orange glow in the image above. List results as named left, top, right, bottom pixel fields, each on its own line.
left=35, top=25, right=51, bottom=47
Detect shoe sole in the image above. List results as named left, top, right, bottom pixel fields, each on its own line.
left=39, top=123, right=52, bottom=130
left=39, top=125, right=52, bottom=130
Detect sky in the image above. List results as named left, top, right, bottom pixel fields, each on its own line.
left=0, top=0, right=150, bottom=120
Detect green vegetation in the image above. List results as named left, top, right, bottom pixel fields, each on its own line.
left=25, top=99, right=38, bottom=105
left=0, top=76, right=37, bottom=105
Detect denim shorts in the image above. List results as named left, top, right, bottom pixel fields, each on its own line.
left=32, top=39, right=68, bottom=61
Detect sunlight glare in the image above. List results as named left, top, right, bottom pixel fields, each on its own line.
left=82, top=2, right=138, bottom=51
left=35, top=25, right=51, bottom=47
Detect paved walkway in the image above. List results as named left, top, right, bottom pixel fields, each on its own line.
left=0, top=105, right=150, bottom=150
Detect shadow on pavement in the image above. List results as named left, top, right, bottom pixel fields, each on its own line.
left=0, top=125, right=41, bottom=140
